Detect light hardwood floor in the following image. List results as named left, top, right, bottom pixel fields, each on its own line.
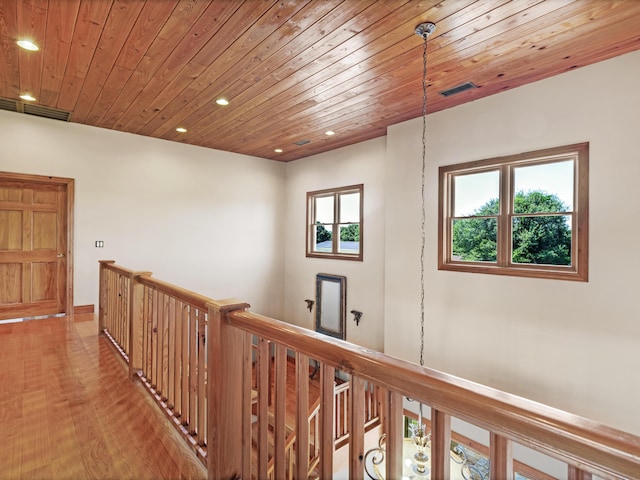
left=0, top=314, right=206, bottom=480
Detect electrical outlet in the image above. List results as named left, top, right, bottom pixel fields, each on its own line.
left=95, top=241, right=104, bottom=248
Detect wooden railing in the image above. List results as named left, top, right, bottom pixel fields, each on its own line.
left=100, top=261, right=640, bottom=480
left=334, top=380, right=381, bottom=448
left=264, top=380, right=382, bottom=479
left=267, top=398, right=322, bottom=480
left=210, top=304, right=640, bottom=480
left=99, top=261, right=135, bottom=363
left=334, top=382, right=349, bottom=443
left=99, top=261, right=346, bottom=474
left=99, top=260, right=211, bottom=461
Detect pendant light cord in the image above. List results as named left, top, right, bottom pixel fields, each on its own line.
left=419, top=31, right=429, bottom=368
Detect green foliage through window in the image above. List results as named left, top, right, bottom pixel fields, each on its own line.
left=340, top=224, right=360, bottom=241
left=453, top=218, right=497, bottom=261
left=453, top=191, right=572, bottom=266
left=316, top=223, right=332, bottom=243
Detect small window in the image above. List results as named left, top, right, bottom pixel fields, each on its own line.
left=438, top=143, right=588, bottom=281
left=307, top=184, right=363, bottom=261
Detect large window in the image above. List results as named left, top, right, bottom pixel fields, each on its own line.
left=307, top=184, right=363, bottom=261
left=438, top=143, right=588, bottom=281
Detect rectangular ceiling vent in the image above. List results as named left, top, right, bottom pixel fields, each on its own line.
left=293, top=139, right=311, bottom=146
left=439, top=81, right=478, bottom=97
left=0, top=97, right=18, bottom=112
left=0, top=97, right=71, bottom=121
left=23, top=103, right=71, bottom=121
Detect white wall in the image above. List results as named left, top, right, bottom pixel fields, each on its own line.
left=384, top=50, right=640, bottom=436
left=283, top=138, right=386, bottom=350
left=0, top=112, right=286, bottom=318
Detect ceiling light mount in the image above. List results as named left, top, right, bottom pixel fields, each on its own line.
left=415, top=22, right=436, bottom=39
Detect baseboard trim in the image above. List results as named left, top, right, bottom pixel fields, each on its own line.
left=73, top=304, right=95, bottom=314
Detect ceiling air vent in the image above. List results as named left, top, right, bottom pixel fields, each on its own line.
left=293, top=139, right=311, bottom=146
left=439, top=81, right=478, bottom=97
left=0, top=97, right=18, bottom=112
left=0, top=97, right=71, bottom=121
left=23, top=103, right=71, bottom=121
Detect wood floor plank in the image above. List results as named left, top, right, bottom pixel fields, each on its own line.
left=47, top=399, right=85, bottom=479
left=20, top=390, right=52, bottom=477
left=0, top=314, right=206, bottom=480
left=0, top=405, right=22, bottom=479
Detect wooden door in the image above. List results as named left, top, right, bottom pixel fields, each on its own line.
left=0, top=173, right=73, bottom=320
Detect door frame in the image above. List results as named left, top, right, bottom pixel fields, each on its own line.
left=0, top=171, right=74, bottom=315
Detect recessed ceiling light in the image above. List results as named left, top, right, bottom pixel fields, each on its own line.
left=216, top=98, right=229, bottom=106
left=274, top=148, right=283, bottom=153
left=325, top=130, right=335, bottom=136
left=17, top=40, right=39, bottom=51
left=175, top=127, right=187, bottom=133
left=20, top=94, right=36, bottom=102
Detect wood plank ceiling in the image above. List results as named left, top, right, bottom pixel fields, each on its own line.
left=1, top=0, right=639, bottom=162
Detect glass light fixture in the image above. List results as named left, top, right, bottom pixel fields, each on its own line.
left=20, top=94, right=36, bottom=102
left=216, top=98, right=229, bottom=106
left=175, top=127, right=187, bottom=133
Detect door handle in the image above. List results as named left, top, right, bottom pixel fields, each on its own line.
left=57, top=253, right=65, bottom=258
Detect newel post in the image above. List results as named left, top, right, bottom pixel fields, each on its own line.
left=128, top=271, right=152, bottom=379
left=207, top=298, right=251, bottom=480
left=98, top=260, right=115, bottom=335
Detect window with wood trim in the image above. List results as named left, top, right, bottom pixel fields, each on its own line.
left=438, top=143, right=588, bottom=281
left=307, top=184, right=363, bottom=261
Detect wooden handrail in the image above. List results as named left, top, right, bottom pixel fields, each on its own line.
left=99, top=259, right=138, bottom=278
left=227, top=309, right=640, bottom=479
left=101, top=262, right=212, bottom=308
left=136, top=274, right=214, bottom=311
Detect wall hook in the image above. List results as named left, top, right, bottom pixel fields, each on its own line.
left=305, top=299, right=314, bottom=312
left=350, top=310, right=362, bottom=326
